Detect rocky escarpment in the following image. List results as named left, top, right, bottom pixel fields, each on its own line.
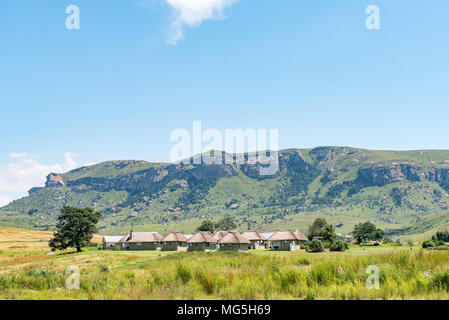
left=64, top=163, right=237, bottom=194
left=310, top=147, right=340, bottom=162
left=356, top=162, right=421, bottom=186
left=45, top=173, right=65, bottom=187
left=425, top=168, right=449, bottom=183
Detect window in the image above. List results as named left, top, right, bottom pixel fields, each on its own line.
left=136, top=242, right=142, bottom=246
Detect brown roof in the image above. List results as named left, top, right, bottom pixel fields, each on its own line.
left=186, top=231, right=216, bottom=243
left=162, top=231, right=188, bottom=242
left=294, top=230, right=308, bottom=241
left=241, top=231, right=267, bottom=241
left=119, top=232, right=163, bottom=243
left=213, top=231, right=229, bottom=241
left=218, top=231, right=251, bottom=244
left=268, top=230, right=303, bottom=241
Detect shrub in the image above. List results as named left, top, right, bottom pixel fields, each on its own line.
left=305, top=239, right=324, bottom=253
left=330, top=240, right=348, bottom=252
left=422, top=240, right=437, bottom=249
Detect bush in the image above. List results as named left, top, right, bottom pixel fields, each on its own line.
left=330, top=240, right=348, bottom=252
left=305, top=239, right=324, bottom=253
left=422, top=240, right=437, bottom=249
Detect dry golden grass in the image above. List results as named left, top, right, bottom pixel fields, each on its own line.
left=0, top=226, right=102, bottom=273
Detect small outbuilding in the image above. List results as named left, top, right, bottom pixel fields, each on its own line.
left=161, top=231, right=188, bottom=251
left=186, top=231, right=217, bottom=252
left=119, top=231, right=163, bottom=250
left=218, top=231, right=251, bottom=252
left=241, top=231, right=267, bottom=249
left=269, top=229, right=308, bottom=251
left=102, top=236, right=123, bottom=250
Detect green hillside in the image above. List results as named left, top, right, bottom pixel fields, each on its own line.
left=1, top=147, right=449, bottom=239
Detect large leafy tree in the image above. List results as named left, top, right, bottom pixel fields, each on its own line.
left=196, top=220, right=215, bottom=233
left=216, top=214, right=237, bottom=231
left=307, top=218, right=336, bottom=244
left=352, top=221, right=384, bottom=244
left=49, top=206, right=101, bottom=252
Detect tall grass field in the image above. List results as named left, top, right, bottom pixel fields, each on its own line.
left=1, top=226, right=449, bottom=300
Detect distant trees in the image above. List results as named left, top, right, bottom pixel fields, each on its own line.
left=352, top=221, right=384, bottom=244
left=422, top=230, right=449, bottom=248
left=196, top=220, right=215, bottom=233
left=435, top=230, right=449, bottom=242
left=195, top=214, right=237, bottom=233
left=307, top=218, right=336, bottom=244
left=49, top=206, right=101, bottom=252
left=216, top=214, right=237, bottom=231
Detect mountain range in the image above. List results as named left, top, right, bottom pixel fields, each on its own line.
left=1, top=146, right=449, bottom=240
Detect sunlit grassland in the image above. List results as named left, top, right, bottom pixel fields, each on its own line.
left=1, top=226, right=449, bottom=300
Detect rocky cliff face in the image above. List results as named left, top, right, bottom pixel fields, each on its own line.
left=356, top=163, right=421, bottom=186
left=64, top=163, right=237, bottom=193
left=45, top=173, right=65, bottom=187
left=426, top=168, right=449, bottom=183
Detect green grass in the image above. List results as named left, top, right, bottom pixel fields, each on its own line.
left=2, top=242, right=449, bottom=300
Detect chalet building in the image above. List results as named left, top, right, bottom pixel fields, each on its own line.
left=218, top=232, right=251, bottom=252
left=102, top=236, right=123, bottom=250
left=213, top=231, right=229, bottom=241
left=119, top=231, right=163, bottom=250
left=241, top=231, right=267, bottom=249
left=261, top=232, right=274, bottom=249
left=268, top=229, right=308, bottom=251
left=294, top=230, right=309, bottom=244
left=161, top=231, right=188, bottom=251
left=186, top=231, right=217, bottom=252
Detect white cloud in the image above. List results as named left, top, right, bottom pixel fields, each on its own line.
left=164, top=0, right=238, bottom=45
left=0, top=195, right=12, bottom=207
left=0, top=153, right=79, bottom=208
left=64, top=152, right=78, bottom=171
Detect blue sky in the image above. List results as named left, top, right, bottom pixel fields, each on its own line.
left=0, top=0, right=449, bottom=205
